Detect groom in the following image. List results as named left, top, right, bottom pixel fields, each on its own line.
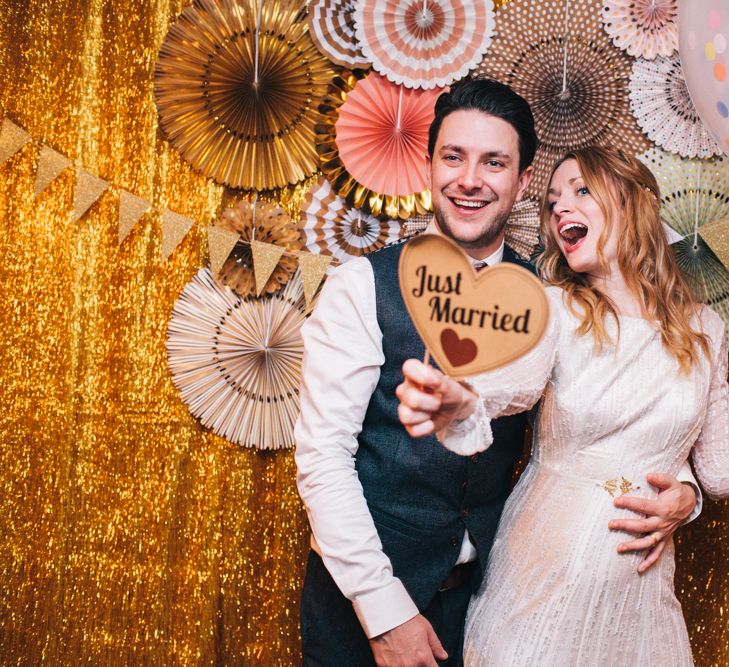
left=295, top=79, right=699, bottom=667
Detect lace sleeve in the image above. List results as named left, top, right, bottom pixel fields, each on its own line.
left=691, top=310, right=729, bottom=499
left=436, top=287, right=561, bottom=456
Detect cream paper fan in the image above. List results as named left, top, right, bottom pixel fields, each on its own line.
left=638, top=147, right=729, bottom=329
left=601, top=0, right=678, bottom=59
left=167, top=268, right=306, bottom=450
left=630, top=54, right=722, bottom=159
left=299, top=177, right=407, bottom=262
left=473, top=0, right=649, bottom=198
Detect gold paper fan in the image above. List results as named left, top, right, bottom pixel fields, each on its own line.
left=167, top=268, right=306, bottom=450
left=215, top=199, right=302, bottom=297
left=155, top=0, right=334, bottom=190
left=316, top=69, right=433, bottom=220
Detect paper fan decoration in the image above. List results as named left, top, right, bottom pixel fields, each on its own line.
left=154, top=0, right=333, bottom=190
left=354, top=0, right=495, bottom=89
left=299, top=177, right=408, bottom=262
left=601, top=0, right=678, bottom=59
left=629, top=54, right=722, bottom=159
left=308, top=0, right=371, bottom=69
left=474, top=0, right=650, bottom=198
left=638, top=147, right=729, bottom=328
left=215, top=199, right=302, bottom=298
left=504, top=198, right=541, bottom=260
left=317, top=70, right=436, bottom=219
left=167, top=268, right=306, bottom=449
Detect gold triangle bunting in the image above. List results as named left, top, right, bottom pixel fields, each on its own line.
left=0, top=118, right=31, bottom=164
left=251, top=240, right=285, bottom=296
left=700, top=216, right=729, bottom=272
left=72, top=168, right=110, bottom=221
left=298, top=252, right=333, bottom=307
left=34, top=145, right=71, bottom=196
left=207, top=225, right=239, bottom=278
left=118, top=190, right=152, bottom=243
left=160, top=210, right=195, bottom=261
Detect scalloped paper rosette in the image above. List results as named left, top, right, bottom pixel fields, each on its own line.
left=316, top=70, right=437, bottom=219
left=354, top=0, right=495, bottom=89
left=155, top=0, right=333, bottom=190
left=474, top=0, right=649, bottom=198
left=629, top=54, right=722, bottom=159
left=300, top=177, right=408, bottom=261
left=639, top=147, right=729, bottom=328
left=601, top=0, right=678, bottom=59
left=214, top=199, right=302, bottom=298
left=308, top=0, right=371, bottom=69
left=167, top=268, right=306, bottom=450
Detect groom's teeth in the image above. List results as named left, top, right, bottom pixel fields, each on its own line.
left=453, top=198, right=486, bottom=208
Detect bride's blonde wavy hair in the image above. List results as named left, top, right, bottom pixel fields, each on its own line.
left=537, top=145, right=709, bottom=372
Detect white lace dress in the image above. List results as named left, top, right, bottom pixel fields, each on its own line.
left=439, top=286, right=729, bottom=666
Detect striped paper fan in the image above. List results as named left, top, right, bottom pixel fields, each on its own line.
left=299, top=177, right=407, bottom=262
left=638, top=148, right=729, bottom=329
left=630, top=54, right=722, bottom=159
left=601, top=0, right=678, bottom=59
left=307, top=0, right=371, bottom=69
left=167, top=269, right=306, bottom=450
left=354, top=0, right=495, bottom=89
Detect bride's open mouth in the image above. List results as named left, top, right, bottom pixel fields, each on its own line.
left=558, top=221, right=588, bottom=252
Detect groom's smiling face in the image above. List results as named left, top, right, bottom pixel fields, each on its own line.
left=426, top=109, right=532, bottom=260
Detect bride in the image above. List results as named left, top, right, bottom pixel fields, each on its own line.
left=397, top=145, right=729, bottom=665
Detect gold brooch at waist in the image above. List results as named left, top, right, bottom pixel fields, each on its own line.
left=602, top=477, right=640, bottom=497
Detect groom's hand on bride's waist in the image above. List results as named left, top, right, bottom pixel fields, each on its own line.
left=607, top=472, right=697, bottom=574
left=370, top=613, right=448, bottom=667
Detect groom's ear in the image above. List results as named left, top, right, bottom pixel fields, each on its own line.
left=516, top=166, right=534, bottom=201
left=425, top=153, right=432, bottom=190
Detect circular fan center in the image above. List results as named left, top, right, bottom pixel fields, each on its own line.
left=518, top=38, right=620, bottom=148
left=349, top=214, right=372, bottom=238
left=203, top=30, right=312, bottom=141
left=230, top=240, right=254, bottom=270
left=633, top=0, right=677, bottom=32
left=404, top=1, right=445, bottom=39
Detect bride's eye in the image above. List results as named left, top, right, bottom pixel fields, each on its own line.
left=577, top=186, right=590, bottom=196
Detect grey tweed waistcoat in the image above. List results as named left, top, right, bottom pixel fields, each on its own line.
left=357, top=240, right=534, bottom=610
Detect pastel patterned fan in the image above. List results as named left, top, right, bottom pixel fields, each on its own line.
left=167, top=268, right=306, bottom=450
left=474, top=0, right=649, bottom=198
left=639, top=147, right=729, bottom=329
left=155, top=0, right=333, bottom=190
left=601, top=0, right=678, bottom=59
left=307, top=0, right=371, bottom=69
left=316, top=70, right=440, bottom=219
left=354, top=0, right=495, bottom=89
left=299, top=177, right=408, bottom=262
left=629, top=54, right=722, bottom=159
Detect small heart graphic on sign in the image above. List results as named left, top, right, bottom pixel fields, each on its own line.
left=399, top=234, right=549, bottom=378
left=441, top=328, right=477, bottom=367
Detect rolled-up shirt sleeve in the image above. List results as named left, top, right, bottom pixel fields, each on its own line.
left=294, top=258, right=419, bottom=638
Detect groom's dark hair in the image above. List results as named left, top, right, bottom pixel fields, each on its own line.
left=427, top=78, right=538, bottom=173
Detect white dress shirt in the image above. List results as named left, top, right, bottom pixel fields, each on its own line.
left=294, top=229, right=702, bottom=640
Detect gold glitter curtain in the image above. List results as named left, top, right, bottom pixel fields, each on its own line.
left=0, top=1, right=727, bottom=666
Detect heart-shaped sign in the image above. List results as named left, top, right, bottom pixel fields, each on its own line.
left=399, top=234, right=549, bottom=378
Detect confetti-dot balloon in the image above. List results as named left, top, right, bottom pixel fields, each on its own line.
left=679, top=0, right=729, bottom=157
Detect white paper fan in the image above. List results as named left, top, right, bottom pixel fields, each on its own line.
left=167, top=269, right=306, bottom=450
left=630, top=54, right=723, bottom=159
left=601, top=0, right=678, bottom=59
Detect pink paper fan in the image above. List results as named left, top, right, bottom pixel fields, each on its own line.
left=354, top=0, right=495, bottom=89
left=334, top=72, right=443, bottom=196
left=601, top=0, right=678, bottom=59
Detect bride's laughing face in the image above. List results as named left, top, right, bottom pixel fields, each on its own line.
left=546, top=159, right=620, bottom=279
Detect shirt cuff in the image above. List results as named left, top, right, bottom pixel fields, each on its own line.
left=680, top=481, right=703, bottom=524
left=435, top=396, right=493, bottom=456
left=351, top=578, right=419, bottom=639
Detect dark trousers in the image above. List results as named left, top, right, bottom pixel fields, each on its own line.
left=301, top=551, right=471, bottom=667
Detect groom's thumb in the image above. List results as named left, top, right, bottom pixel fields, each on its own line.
left=426, top=624, right=448, bottom=661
